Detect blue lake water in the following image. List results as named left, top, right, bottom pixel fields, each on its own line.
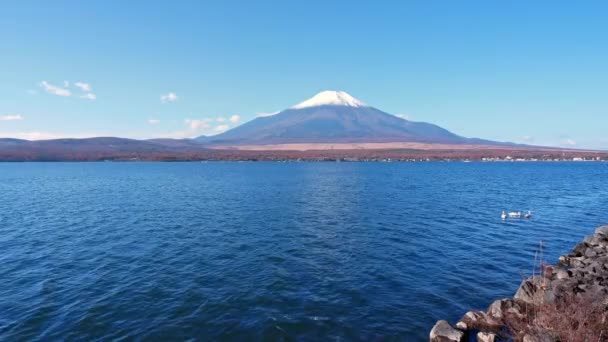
left=1, top=162, right=607, bottom=341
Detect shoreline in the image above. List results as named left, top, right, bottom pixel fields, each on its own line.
left=0, top=159, right=607, bottom=163
left=430, top=226, right=608, bottom=342
left=2, top=139, right=606, bottom=162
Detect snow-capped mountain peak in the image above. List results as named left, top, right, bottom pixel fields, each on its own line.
left=291, top=90, right=368, bottom=109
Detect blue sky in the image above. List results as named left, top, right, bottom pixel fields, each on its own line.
left=1, top=1, right=607, bottom=148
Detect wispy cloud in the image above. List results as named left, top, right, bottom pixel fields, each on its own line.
left=162, top=117, right=217, bottom=139
left=213, top=124, right=230, bottom=133
left=216, top=117, right=226, bottom=123
left=0, top=131, right=99, bottom=140
left=165, top=116, right=236, bottom=138
left=153, top=130, right=196, bottom=139
left=148, top=119, right=160, bottom=125
left=395, top=114, right=409, bottom=120
left=0, top=131, right=61, bottom=140
left=161, top=92, right=178, bottom=103
left=185, top=118, right=211, bottom=130
left=563, top=138, right=577, bottom=146
left=38, top=80, right=95, bottom=99
left=39, top=81, right=71, bottom=97
left=74, top=82, right=92, bottom=92
left=229, top=115, right=241, bottom=124
left=0, top=114, right=23, bottom=121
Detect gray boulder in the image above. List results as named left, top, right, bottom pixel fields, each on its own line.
left=553, top=277, right=579, bottom=294
left=455, top=321, right=467, bottom=330
left=585, top=248, right=598, bottom=258
left=587, top=261, right=602, bottom=274
left=514, top=277, right=543, bottom=303
left=477, top=332, right=496, bottom=342
left=595, top=225, right=608, bottom=236
left=585, top=233, right=608, bottom=247
left=488, top=299, right=505, bottom=320
left=571, top=242, right=588, bottom=257
left=592, top=246, right=607, bottom=257
left=569, top=257, right=587, bottom=268
left=523, top=332, right=554, bottom=342
left=555, top=268, right=569, bottom=280
left=570, top=267, right=586, bottom=279
left=487, top=298, right=521, bottom=321
left=458, top=310, right=502, bottom=332
left=429, top=320, right=463, bottom=342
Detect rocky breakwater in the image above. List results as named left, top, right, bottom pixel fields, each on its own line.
left=430, top=226, right=608, bottom=342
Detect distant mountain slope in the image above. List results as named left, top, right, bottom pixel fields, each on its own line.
left=197, top=91, right=502, bottom=146
left=0, top=137, right=206, bottom=161
left=0, top=136, right=600, bottom=161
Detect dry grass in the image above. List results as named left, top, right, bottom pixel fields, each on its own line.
left=504, top=241, right=608, bottom=341
left=505, top=292, right=607, bottom=342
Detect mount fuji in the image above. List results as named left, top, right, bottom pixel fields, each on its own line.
left=197, top=91, right=501, bottom=146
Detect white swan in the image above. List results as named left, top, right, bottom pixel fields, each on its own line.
left=508, top=211, right=522, bottom=218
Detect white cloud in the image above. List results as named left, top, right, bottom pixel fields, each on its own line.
left=213, top=124, right=230, bottom=132
left=0, top=114, right=23, bottom=121
left=216, top=117, right=226, bottom=123
left=0, top=131, right=99, bottom=140
left=80, top=93, right=96, bottom=100
left=39, top=81, right=71, bottom=97
left=182, top=118, right=232, bottom=136
left=148, top=119, right=160, bottom=125
left=0, top=131, right=60, bottom=140
left=161, top=92, right=178, bottom=103
left=63, top=80, right=70, bottom=87
left=229, top=114, right=241, bottom=124
left=395, top=114, right=409, bottom=120
left=564, top=138, right=577, bottom=146
left=154, top=130, right=197, bottom=139
left=256, top=111, right=279, bottom=117
left=185, top=118, right=211, bottom=130
left=74, top=82, right=92, bottom=92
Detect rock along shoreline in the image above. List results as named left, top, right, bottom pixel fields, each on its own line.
left=430, top=225, right=608, bottom=342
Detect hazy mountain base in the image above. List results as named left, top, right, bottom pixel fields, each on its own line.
left=206, top=142, right=597, bottom=152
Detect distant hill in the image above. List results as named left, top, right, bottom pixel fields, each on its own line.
left=0, top=137, right=205, bottom=161
left=197, top=90, right=506, bottom=146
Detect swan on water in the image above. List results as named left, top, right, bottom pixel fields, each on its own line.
left=508, top=211, right=522, bottom=218
left=502, top=210, right=532, bottom=219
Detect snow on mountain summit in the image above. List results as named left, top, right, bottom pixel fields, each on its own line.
left=291, top=90, right=368, bottom=109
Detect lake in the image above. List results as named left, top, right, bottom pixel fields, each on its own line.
left=1, top=162, right=607, bottom=340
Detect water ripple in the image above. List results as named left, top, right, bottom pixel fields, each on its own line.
left=0, top=162, right=607, bottom=340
